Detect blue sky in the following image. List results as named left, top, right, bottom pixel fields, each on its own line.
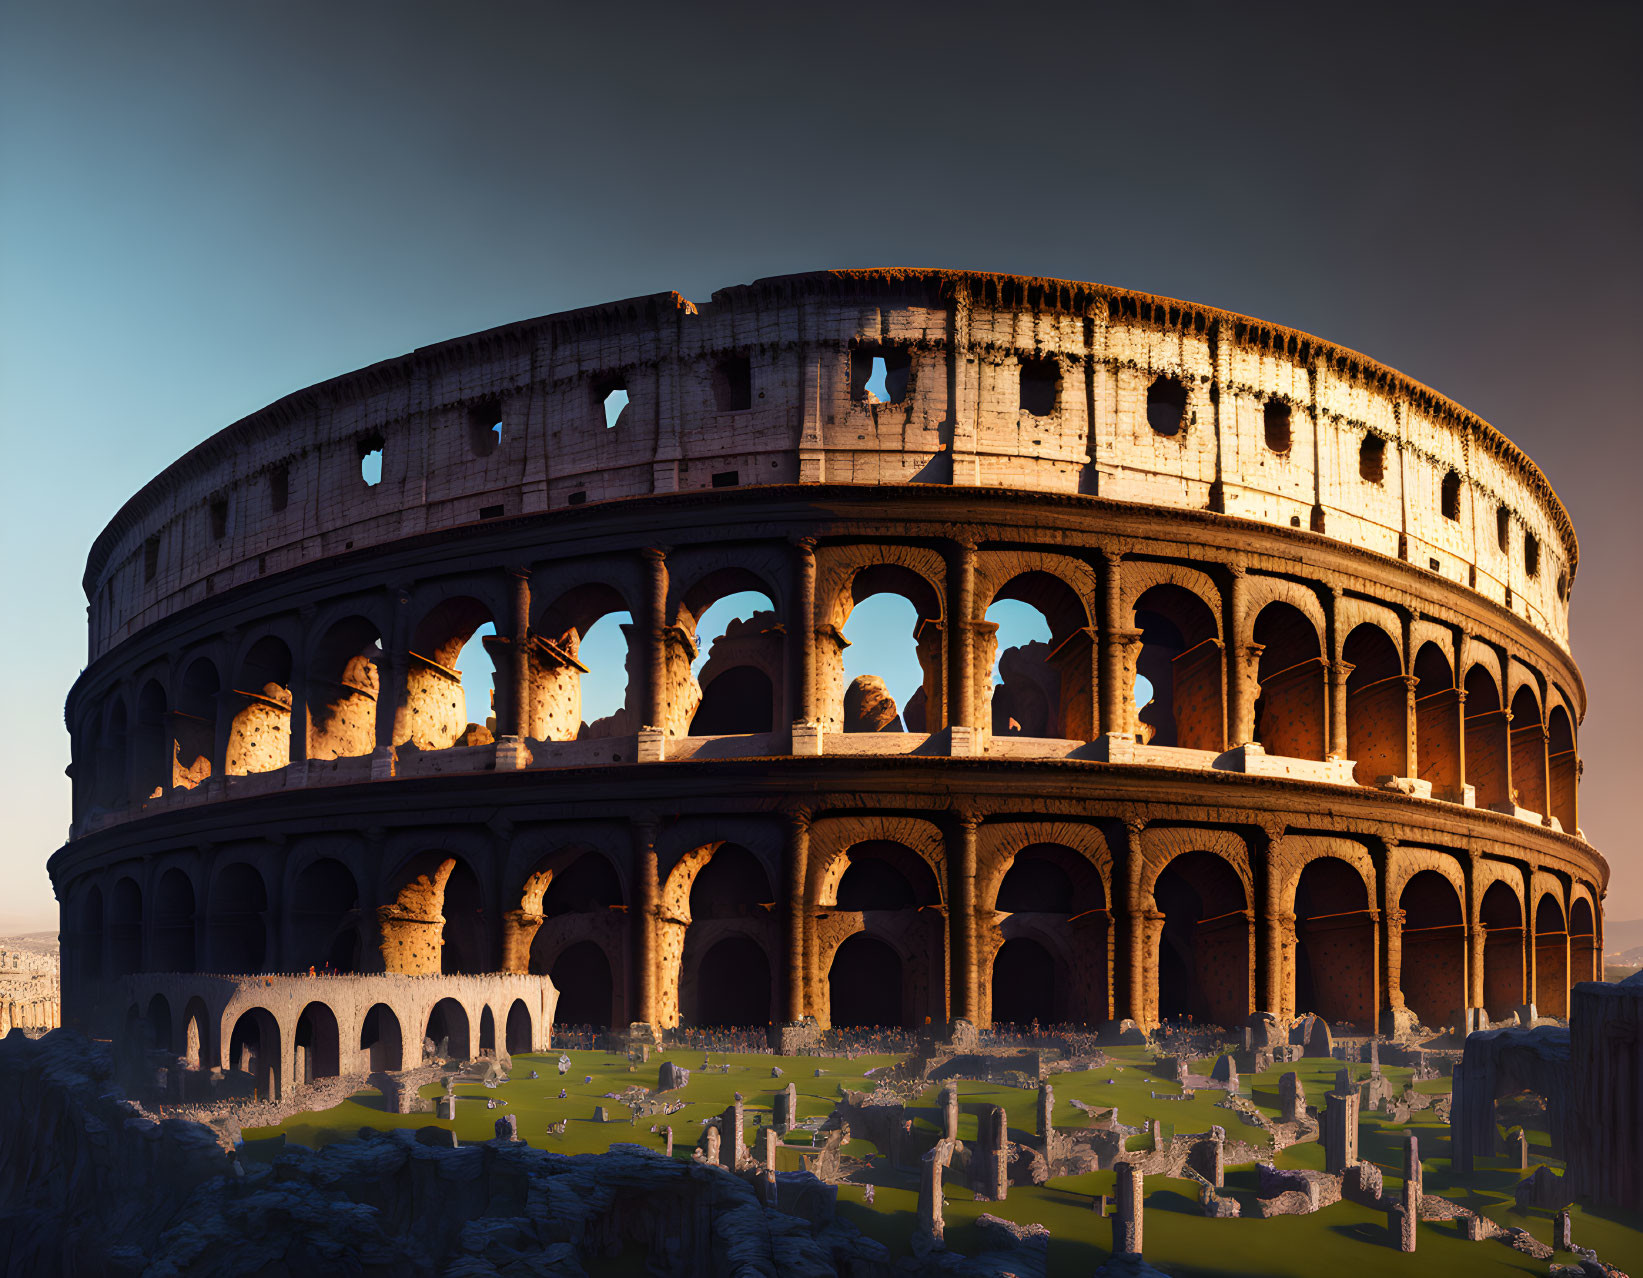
left=1, top=2, right=1638, bottom=931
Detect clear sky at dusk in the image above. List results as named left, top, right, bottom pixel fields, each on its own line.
left=0, top=2, right=1637, bottom=933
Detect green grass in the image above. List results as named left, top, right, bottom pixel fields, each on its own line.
left=247, top=1047, right=1643, bottom=1277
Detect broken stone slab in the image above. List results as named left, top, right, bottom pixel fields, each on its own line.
left=656, top=1061, right=689, bottom=1092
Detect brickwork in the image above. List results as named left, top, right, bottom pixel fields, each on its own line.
left=53, top=270, right=1606, bottom=1045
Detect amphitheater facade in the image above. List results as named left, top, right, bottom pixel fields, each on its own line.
left=51, top=268, right=1605, bottom=1098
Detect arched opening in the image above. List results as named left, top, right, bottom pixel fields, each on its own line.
left=1343, top=625, right=1405, bottom=784
left=835, top=565, right=942, bottom=733
left=991, top=843, right=1107, bottom=1023
left=76, top=887, right=104, bottom=985
left=1463, top=667, right=1510, bottom=809
left=505, top=999, right=532, bottom=1054
left=1480, top=881, right=1525, bottom=1021
left=360, top=1003, right=403, bottom=1071
left=829, top=934, right=904, bottom=1027
left=1253, top=603, right=1325, bottom=760
left=479, top=1005, right=496, bottom=1055
left=94, top=696, right=129, bottom=808
left=405, top=597, right=498, bottom=750
left=1412, top=644, right=1462, bottom=800
left=307, top=616, right=382, bottom=760
left=425, top=997, right=471, bottom=1061
left=991, top=938, right=1057, bottom=1026
left=133, top=681, right=170, bottom=800
left=1291, top=858, right=1374, bottom=1029
left=1398, top=871, right=1465, bottom=1030
left=174, top=658, right=221, bottom=789
left=381, top=852, right=493, bottom=975
left=549, top=940, right=614, bottom=1029
left=110, top=876, right=142, bottom=975
left=690, top=844, right=772, bottom=918
left=208, top=863, right=268, bottom=972
left=986, top=572, right=1093, bottom=741
left=1132, top=585, right=1223, bottom=751
left=834, top=841, right=940, bottom=911
left=683, top=580, right=779, bottom=736
left=1569, top=898, right=1597, bottom=985
left=695, top=936, right=772, bottom=1026
left=1153, top=852, right=1251, bottom=1028
left=295, top=1002, right=341, bottom=1081
left=151, top=868, right=196, bottom=972
left=1533, top=895, right=1568, bottom=1018
left=227, top=636, right=293, bottom=775
left=1546, top=706, right=1577, bottom=832
left=228, top=1007, right=281, bottom=1098
left=524, top=848, right=624, bottom=1022
left=146, top=993, right=173, bottom=1052
left=1510, top=686, right=1548, bottom=816
left=289, top=858, right=361, bottom=973
left=531, top=583, right=633, bottom=741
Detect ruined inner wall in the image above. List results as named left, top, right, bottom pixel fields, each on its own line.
left=81, top=270, right=1577, bottom=664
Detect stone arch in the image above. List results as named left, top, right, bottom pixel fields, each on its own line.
left=1533, top=892, right=1569, bottom=1018
left=1342, top=622, right=1406, bottom=784
left=478, top=1005, right=497, bottom=1055
left=92, top=690, right=130, bottom=809
left=227, top=634, right=294, bottom=775
left=359, top=1003, right=403, bottom=1071
left=381, top=848, right=494, bottom=975
left=815, top=545, right=945, bottom=734
left=1288, top=852, right=1376, bottom=1029
left=132, top=679, right=170, bottom=802
left=403, top=594, right=499, bottom=750
left=673, top=559, right=786, bottom=636
left=424, top=997, right=471, bottom=1060
left=208, top=861, right=268, bottom=972
left=227, top=1006, right=282, bottom=1099
left=809, top=816, right=945, bottom=909
left=981, top=565, right=1097, bottom=742
left=530, top=578, right=638, bottom=742
left=1464, top=663, right=1510, bottom=810
left=1148, top=841, right=1253, bottom=1029
left=506, top=998, right=533, bottom=1054
left=110, top=875, right=142, bottom=975
left=295, top=1001, right=341, bottom=1082
left=288, top=856, right=363, bottom=972
left=1398, top=868, right=1466, bottom=1030
left=547, top=939, right=615, bottom=1029
left=686, top=930, right=775, bottom=1027
left=1479, top=878, right=1525, bottom=1020
left=1568, top=896, right=1598, bottom=985
left=679, top=565, right=783, bottom=737
left=1252, top=600, right=1327, bottom=761
left=306, top=614, right=383, bottom=761
left=151, top=866, right=197, bottom=972
left=1412, top=641, right=1462, bottom=801
left=146, top=992, right=173, bottom=1052
left=1509, top=683, right=1548, bottom=816
left=76, top=885, right=104, bottom=984
left=1239, top=577, right=1327, bottom=650
left=988, top=932, right=1063, bottom=1027
left=1132, top=581, right=1224, bottom=751
left=173, top=655, right=222, bottom=789
left=825, top=840, right=941, bottom=910
left=827, top=932, right=907, bottom=1028
left=980, top=838, right=1109, bottom=1025
left=1546, top=704, right=1577, bottom=832
left=664, top=841, right=776, bottom=1028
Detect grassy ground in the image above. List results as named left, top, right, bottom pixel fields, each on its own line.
left=247, top=1047, right=1643, bottom=1276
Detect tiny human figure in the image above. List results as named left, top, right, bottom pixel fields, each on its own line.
left=558, top=1088, right=567, bottom=1099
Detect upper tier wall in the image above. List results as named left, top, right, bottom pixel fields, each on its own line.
left=83, top=270, right=1578, bottom=661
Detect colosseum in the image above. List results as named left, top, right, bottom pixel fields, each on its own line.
left=51, top=268, right=1606, bottom=1099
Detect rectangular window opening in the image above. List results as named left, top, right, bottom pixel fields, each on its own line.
left=479, top=504, right=504, bottom=520
left=210, top=498, right=228, bottom=541
left=850, top=346, right=911, bottom=404
left=711, top=470, right=739, bottom=488
left=358, top=433, right=385, bottom=487
left=568, top=491, right=587, bottom=506
left=143, top=535, right=160, bottom=583
left=713, top=354, right=753, bottom=411
left=270, top=463, right=290, bottom=512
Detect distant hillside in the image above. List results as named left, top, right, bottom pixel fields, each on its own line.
left=1606, top=918, right=1643, bottom=956
left=0, top=933, right=58, bottom=955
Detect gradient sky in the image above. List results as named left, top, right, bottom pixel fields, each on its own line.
left=1, top=2, right=1637, bottom=934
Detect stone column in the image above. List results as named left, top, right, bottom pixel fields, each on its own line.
left=1466, top=853, right=1486, bottom=1012
left=983, top=1104, right=1008, bottom=1200
left=1399, top=1132, right=1421, bottom=1251
left=791, top=537, right=816, bottom=731
left=640, top=548, right=668, bottom=733
left=917, top=1139, right=951, bottom=1248
left=949, top=541, right=976, bottom=748
left=949, top=810, right=980, bottom=1025
left=1226, top=567, right=1256, bottom=746
left=776, top=1081, right=797, bottom=1133
left=376, top=588, right=412, bottom=754
left=1122, top=819, right=1147, bottom=1025
left=1324, top=1078, right=1360, bottom=1173
left=1037, top=1082, right=1055, bottom=1160
left=784, top=809, right=809, bottom=1024
left=1099, top=548, right=1125, bottom=736
left=1327, top=660, right=1352, bottom=761
left=1260, top=827, right=1286, bottom=1013
left=632, top=817, right=659, bottom=1029
left=505, top=567, right=531, bottom=738
left=1113, top=1160, right=1144, bottom=1257
left=720, top=1099, right=744, bottom=1170
left=940, top=1082, right=959, bottom=1142
left=762, top=1126, right=778, bottom=1168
